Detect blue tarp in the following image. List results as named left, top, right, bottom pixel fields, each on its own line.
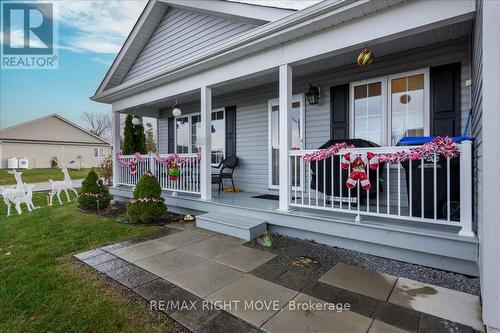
left=397, top=136, right=474, bottom=146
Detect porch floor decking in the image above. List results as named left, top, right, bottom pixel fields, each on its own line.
left=198, top=190, right=463, bottom=236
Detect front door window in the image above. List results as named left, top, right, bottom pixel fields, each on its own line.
left=390, top=74, right=425, bottom=145
left=175, top=116, right=189, bottom=153
left=269, top=96, right=304, bottom=189
left=178, top=110, right=225, bottom=165
left=211, top=110, right=225, bottom=164
left=353, top=81, right=383, bottom=145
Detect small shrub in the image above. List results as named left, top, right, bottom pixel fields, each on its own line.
left=97, top=154, right=113, bottom=185
left=78, top=169, right=111, bottom=210
left=126, top=171, right=166, bottom=223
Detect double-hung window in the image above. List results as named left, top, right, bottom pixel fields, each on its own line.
left=174, top=109, right=225, bottom=165
left=175, top=116, right=190, bottom=154
left=350, top=68, right=429, bottom=146
left=93, top=148, right=104, bottom=157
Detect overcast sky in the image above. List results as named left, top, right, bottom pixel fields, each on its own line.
left=0, top=0, right=321, bottom=130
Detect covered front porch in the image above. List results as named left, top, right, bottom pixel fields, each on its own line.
left=109, top=0, right=478, bottom=275
left=114, top=137, right=474, bottom=235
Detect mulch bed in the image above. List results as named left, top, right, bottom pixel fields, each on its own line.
left=78, top=202, right=185, bottom=226
left=99, top=202, right=127, bottom=218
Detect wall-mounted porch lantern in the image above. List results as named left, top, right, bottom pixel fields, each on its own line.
left=306, top=83, right=320, bottom=105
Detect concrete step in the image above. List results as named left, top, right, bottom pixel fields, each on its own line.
left=196, top=212, right=267, bottom=241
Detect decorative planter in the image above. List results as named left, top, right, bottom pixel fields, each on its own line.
left=167, top=166, right=180, bottom=180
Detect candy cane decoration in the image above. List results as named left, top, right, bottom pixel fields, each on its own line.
left=116, top=153, right=139, bottom=175
left=341, top=152, right=379, bottom=190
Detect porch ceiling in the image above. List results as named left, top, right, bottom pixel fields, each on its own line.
left=213, top=20, right=472, bottom=95
left=127, top=19, right=472, bottom=116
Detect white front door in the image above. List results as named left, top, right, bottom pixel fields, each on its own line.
left=268, top=95, right=304, bottom=190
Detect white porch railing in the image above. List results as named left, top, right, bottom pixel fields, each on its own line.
left=115, top=154, right=151, bottom=187
left=116, top=153, right=201, bottom=195
left=288, top=141, right=473, bottom=236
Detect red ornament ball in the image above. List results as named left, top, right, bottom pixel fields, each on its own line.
left=357, top=49, right=374, bottom=67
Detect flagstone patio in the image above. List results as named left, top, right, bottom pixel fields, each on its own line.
left=74, top=225, right=484, bottom=333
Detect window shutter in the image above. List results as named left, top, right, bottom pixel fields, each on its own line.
left=330, top=84, right=349, bottom=140
left=430, top=63, right=461, bottom=136
left=225, top=105, right=237, bottom=157
left=167, top=117, right=175, bottom=153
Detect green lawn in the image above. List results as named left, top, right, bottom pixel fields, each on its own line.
left=0, top=192, right=177, bottom=333
left=0, top=168, right=91, bottom=185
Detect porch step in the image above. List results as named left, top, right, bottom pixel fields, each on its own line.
left=196, top=212, right=267, bottom=241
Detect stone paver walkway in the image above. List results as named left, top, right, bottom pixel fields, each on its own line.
left=75, top=224, right=484, bottom=333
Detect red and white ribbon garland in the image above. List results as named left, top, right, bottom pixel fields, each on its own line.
left=301, top=137, right=460, bottom=190
left=116, top=151, right=202, bottom=176
left=152, top=150, right=201, bottom=167
left=302, top=137, right=459, bottom=164
left=378, top=137, right=460, bottom=163
left=302, top=142, right=353, bottom=162
left=115, top=153, right=145, bottom=176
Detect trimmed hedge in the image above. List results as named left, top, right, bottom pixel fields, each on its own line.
left=78, top=169, right=111, bottom=210
left=126, top=172, right=166, bottom=223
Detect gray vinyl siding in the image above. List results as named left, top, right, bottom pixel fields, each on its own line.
left=123, top=7, right=258, bottom=83
left=213, top=85, right=278, bottom=193
left=471, top=1, right=482, bottom=233
left=157, top=38, right=472, bottom=194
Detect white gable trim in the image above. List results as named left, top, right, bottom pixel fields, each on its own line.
left=96, top=0, right=294, bottom=94
left=95, top=0, right=167, bottom=94
left=160, top=0, right=295, bottom=24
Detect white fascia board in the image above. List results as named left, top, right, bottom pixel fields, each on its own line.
left=110, top=0, right=475, bottom=112
left=160, top=0, right=295, bottom=24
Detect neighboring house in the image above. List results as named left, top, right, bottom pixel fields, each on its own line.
left=91, top=0, right=500, bottom=330
left=0, top=114, right=111, bottom=169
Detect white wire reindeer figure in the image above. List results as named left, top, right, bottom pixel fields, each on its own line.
left=0, top=170, right=26, bottom=217
left=13, top=183, right=38, bottom=215
left=49, top=167, right=78, bottom=205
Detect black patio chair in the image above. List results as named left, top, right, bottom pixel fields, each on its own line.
left=211, top=156, right=238, bottom=195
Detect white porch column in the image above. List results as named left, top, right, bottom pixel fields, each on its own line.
left=458, top=140, right=473, bottom=237
left=200, top=86, right=212, bottom=200
left=480, top=0, right=500, bottom=331
left=278, top=64, right=292, bottom=211
left=112, top=111, right=120, bottom=186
